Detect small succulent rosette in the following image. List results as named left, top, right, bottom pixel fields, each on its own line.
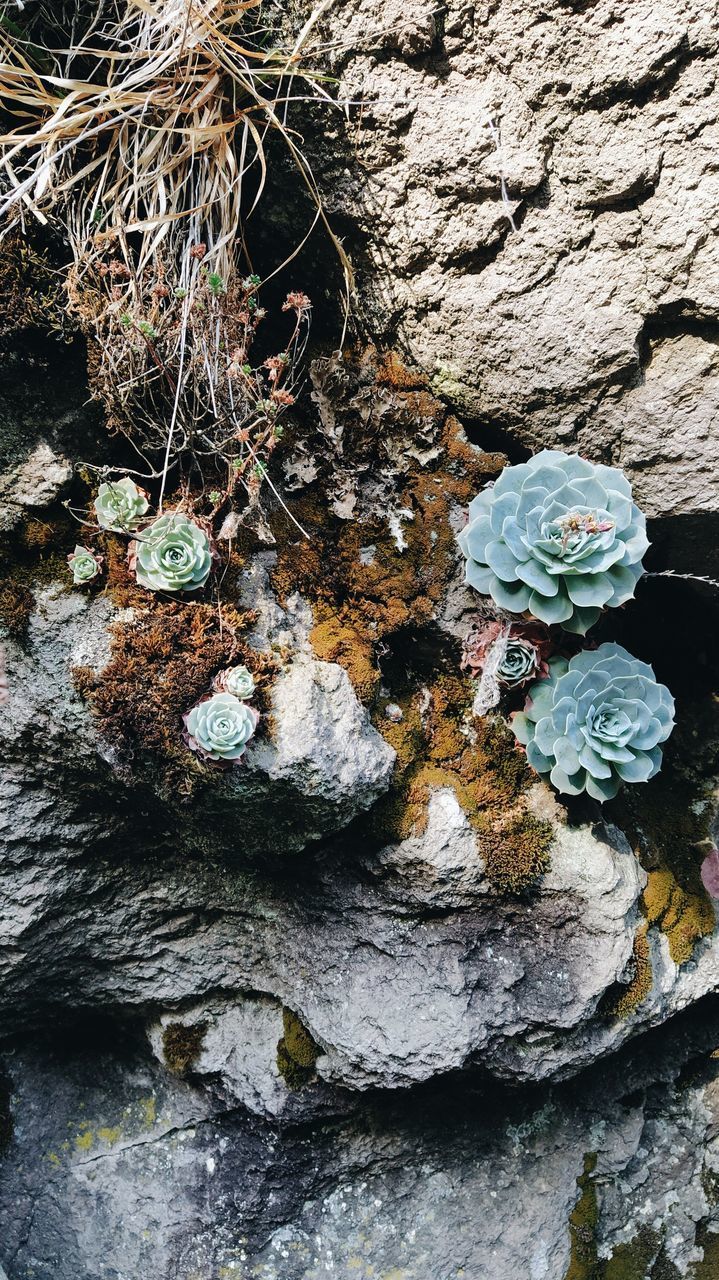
left=458, top=450, right=649, bottom=635
left=67, top=544, right=103, bottom=586
left=130, top=511, right=213, bottom=593
left=94, top=476, right=150, bottom=532
left=213, top=665, right=256, bottom=699
left=183, top=691, right=259, bottom=766
left=512, top=642, right=675, bottom=802
left=462, top=619, right=551, bottom=688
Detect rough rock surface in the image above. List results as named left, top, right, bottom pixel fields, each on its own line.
left=3, top=1002, right=719, bottom=1278
left=314, top=0, right=719, bottom=561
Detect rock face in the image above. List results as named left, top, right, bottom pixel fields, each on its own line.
left=314, top=0, right=719, bottom=562
left=2, top=3, right=719, bottom=1277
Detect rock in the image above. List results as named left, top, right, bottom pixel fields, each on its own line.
left=3, top=998, right=719, bottom=1279
left=0, top=442, right=73, bottom=532
left=247, top=654, right=396, bottom=828
left=312, top=0, right=719, bottom=558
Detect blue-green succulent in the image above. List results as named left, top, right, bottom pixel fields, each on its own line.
left=184, top=692, right=259, bottom=764
left=512, top=642, right=675, bottom=801
left=132, top=512, right=212, bottom=593
left=67, top=544, right=103, bottom=585
left=94, top=476, right=149, bottom=532
left=214, top=665, right=256, bottom=699
left=457, top=450, right=649, bottom=634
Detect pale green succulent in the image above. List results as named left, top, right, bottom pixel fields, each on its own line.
left=133, top=512, right=212, bottom=593
left=458, top=450, right=649, bottom=635
left=214, top=665, right=256, bottom=699
left=184, top=692, right=259, bottom=763
left=513, top=642, right=675, bottom=801
left=94, top=476, right=149, bottom=532
left=67, top=544, right=102, bottom=585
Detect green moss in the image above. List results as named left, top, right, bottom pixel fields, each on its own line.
left=162, top=1021, right=207, bottom=1076
left=601, top=1229, right=660, bottom=1280
left=276, top=1008, right=320, bottom=1090
left=566, top=1153, right=599, bottom=1280
left=693, top=1224, right=719, bottom=1279
left=608, top=698, right=719, bottom=964
left=601, top=924, right=653, bottom=1021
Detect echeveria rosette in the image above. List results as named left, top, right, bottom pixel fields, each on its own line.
left=131, top=512, right=212, bottom=593
left=512, top=642, right=675, bottom=802
left=184, top=692, right=259, bottom=764
left=68, top=544, right=103, bottom=585
left=457, top=450, right=649, bottom=635
left=94, top=476, right=150, bottom=532
left=213, top=665, right=256, bottom=699
left=462, top=619, right=551, bottom=688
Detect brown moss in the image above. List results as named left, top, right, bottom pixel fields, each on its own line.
left=276, top=1008, right=320, bottom=1090
left=162, top=1021, right=207, bottom=1076
left=477, top=811, right=553, bottom=896
left=602, top=923, right=653, bottom=1021
left=79, top=595, right=273, bottom=797
left=0, top=579, right=34, bottom=635
left=310, top=614, right=380, bottom=704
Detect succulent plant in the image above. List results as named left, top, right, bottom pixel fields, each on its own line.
left=213, top=665, right=256, bottom=699
left=131, top=512, right=212, bottom=593
left=458, top=450, right=649, bottom=634
left=184, top=692, right=259, bottom=764
left=67, top=544, right=103, bottom=585
left=462, top=619, right=551, bottom=688
left=94, top=476, right=150, bottom=532
left=512, top=642, right=675, bottom=801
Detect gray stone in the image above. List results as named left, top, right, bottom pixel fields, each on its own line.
left=313, top=0, right=719, bottom=555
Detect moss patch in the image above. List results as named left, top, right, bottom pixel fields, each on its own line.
left=162, top=1021, right=207, bottom=1076
left=0, top=509, right=76, bottom=636
left=373, top=688, right=553, bottom=895
left=565, top=1153, right=599, bottom=1280
left=608, top=698, right=719, bottom=965
left=276, top=1008, right=320, bottom=1090
left=601, top=924, right=653, bottom=1021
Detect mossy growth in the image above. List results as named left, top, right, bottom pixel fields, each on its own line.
left=693, top=1224, right=719, bottom=1279
left=276, top=1007, right=320, bottom=1090
left=162, top=1021, right=207, bottom=1076
left=269, top=347, right=506, bottom=712
left=600, top=923, right=653, bottom=1022
left=372, top=682, right=553, bottom=895
left=0, top=508, right=77, bottom=636
left=600, top=1229, right=662, bottom=1280
left=608, top=698, right=719, bottom=966
left=566, top=1153, right=599, bottom=1280
left=74, top=545, right=276, bottom=796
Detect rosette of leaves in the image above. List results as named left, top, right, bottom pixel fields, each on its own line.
left=184, top=692, right=259, bottom=764
left=94, top=476, right=150, bottom=533
left=462, top=620, right=551, bottom=688
left=458, top=450, right=649, bottom=634
left=131, top=512, right=212, bottom=593
left=67, top=544, right=103, bottom=585
left=213, top=665, right=255, bottom=699
left=512, top=642, right=675, bottom=801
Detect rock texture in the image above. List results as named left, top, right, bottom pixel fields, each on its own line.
left=4, top=1000, right=719, bottom=1279
left=315, top=0, right=719, bottom=563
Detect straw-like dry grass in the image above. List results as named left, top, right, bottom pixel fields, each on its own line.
left=0, top=0, right=347, bottom=513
